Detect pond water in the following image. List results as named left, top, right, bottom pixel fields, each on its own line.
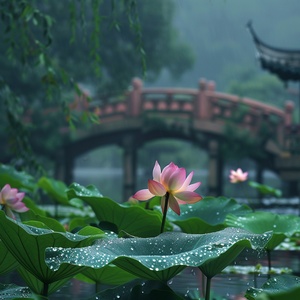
left=1, top=249, right=298, bottom=299
left=47, top=270, right=265, bottom=300
left=48, top=249, right=297, bottom=300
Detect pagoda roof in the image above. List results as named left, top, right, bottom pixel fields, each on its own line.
left=247, top=21, right=300, bottom=82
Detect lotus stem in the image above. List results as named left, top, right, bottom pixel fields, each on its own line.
left=160, top=192, right=169, bottom=233
left=145, top=201, right=150, bottom=210
left=201, top=271, right=206, bottom=298
left=42, top=282, right=49, bottom=297
left=96, top=282, right=100, bottom=294
left=254, top=273, right=257, bottom=288
left=205, top=276, right=212, bottom=300
left=55, top=202, right=58, bottom=219
left=267, top=249, right=272, bottom=279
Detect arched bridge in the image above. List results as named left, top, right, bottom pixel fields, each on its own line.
left=60, top=77, right=298, bottom=200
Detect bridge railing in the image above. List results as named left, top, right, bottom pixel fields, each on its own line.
left=88, top=77, right=294, bottom=151
left=139, top=88, right=197, bottom=125
left=204, top=88, right=288, bottom=145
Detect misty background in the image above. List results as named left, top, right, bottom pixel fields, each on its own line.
left=74, top=0, right=300, bottom=201
left=1, top=1, right=299, bottom=201
left=154, top=0, right=299, bottom=91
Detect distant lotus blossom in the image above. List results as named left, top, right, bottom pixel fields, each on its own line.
left=0, top=184, right=28, bottom=219
left=229, top=168, right=248, bottom=183
left=133, top=161, right=202, bottom=215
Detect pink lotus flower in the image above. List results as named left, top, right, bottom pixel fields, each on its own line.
left=0, top=184, right=28, bottom=219
left=229, top=168, right=248, bottom=183
left=133, top=161, right=202, bottom=215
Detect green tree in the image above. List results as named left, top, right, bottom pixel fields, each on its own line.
left=0, top=0, right=194, bottom=174
left=226, top=68, right=291, bottom=108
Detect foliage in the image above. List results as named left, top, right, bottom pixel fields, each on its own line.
left=248, top=181, right=282, bottom=198
left=226, top=71, right=288, bottom=108
left=45, top=228, right=272, bottom=281
left=225, top=211, right=300, bottom=251
left=0, top=211, right=104, bottom=294
left=66, top=183, right=172, bottom=237
left=0, top=164, right=299, bottom=299
left=0, top=0, right=194, bottom=173
left=167, top=196, right=252, bottom=233
left=0, top=241, right=19, bottom=276
left=245, top=275, right=300, bottom=300
left=0, top=283, right=39, bottom=299
left=220, top=97, right=277, bottom=161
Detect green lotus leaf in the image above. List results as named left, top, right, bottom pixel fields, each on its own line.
left=21, top=212, right=66, bottom=232
left=17, top=265, right=70, bottom=296
left=46, top=227, right=272, bottom=282
left=21, top=197, right=48, bottom=218
left=69, top=216, right=97, bottom=232
left=225, top=212, right=300, bottom=250
left=66, top=183, right=171, bottom=237
left=167, top=197, right=252, bottom=233
left=0, top=164, right=37, bottom=192
left=0, top=241, right=19, bottom=275
left=245, top=274, right=300, bottom=300
left=38, top=176, right=72, bottom=206
left=129, top=196, right=161, bottom=209
left=0, top=283, right=40, bottom=299
left=0, top=211, right=104, bottom=295
left=249, top=181, right=282, bottom=197
left=76, top=264, right=137, bottom=285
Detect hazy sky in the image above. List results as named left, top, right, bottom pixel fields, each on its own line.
left=151, top=0, right=300, bottom=90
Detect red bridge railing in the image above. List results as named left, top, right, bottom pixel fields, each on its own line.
left=80, top=77, right=295, bottom=151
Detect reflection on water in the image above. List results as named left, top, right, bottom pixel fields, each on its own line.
left=48, top=272, right=262, bottom=300
left=46, top=269, right=287, bottom=299
left=170, top=268, right=267, bottom=300
left=45, top=270, right=263, bottom=300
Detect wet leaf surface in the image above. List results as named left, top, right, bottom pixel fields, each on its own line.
left=46, top=227, right=272, bottom=281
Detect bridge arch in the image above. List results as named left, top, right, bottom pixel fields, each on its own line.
left=58, top=77, right=295, bottom=201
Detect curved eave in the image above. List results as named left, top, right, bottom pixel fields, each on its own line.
left=247, top=21, right=300, bottom=55
left=247, top=21, right=300, bottom=80
left=259, top=58, right=300, bottom=81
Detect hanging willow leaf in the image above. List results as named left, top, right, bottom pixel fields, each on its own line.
left=46, top=227, right=272, bottom=282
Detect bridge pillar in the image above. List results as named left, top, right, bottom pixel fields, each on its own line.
left=63, top=146, right=75, bottom=185
left=207, top=139, right=223, bottom=196
left=194, top=78, right=214, bottom=120
left=54, top=145, right=75, bottom=185
left=122, top=134, right=137, bottom=201
left=128, top=78, right=143, bottom=116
